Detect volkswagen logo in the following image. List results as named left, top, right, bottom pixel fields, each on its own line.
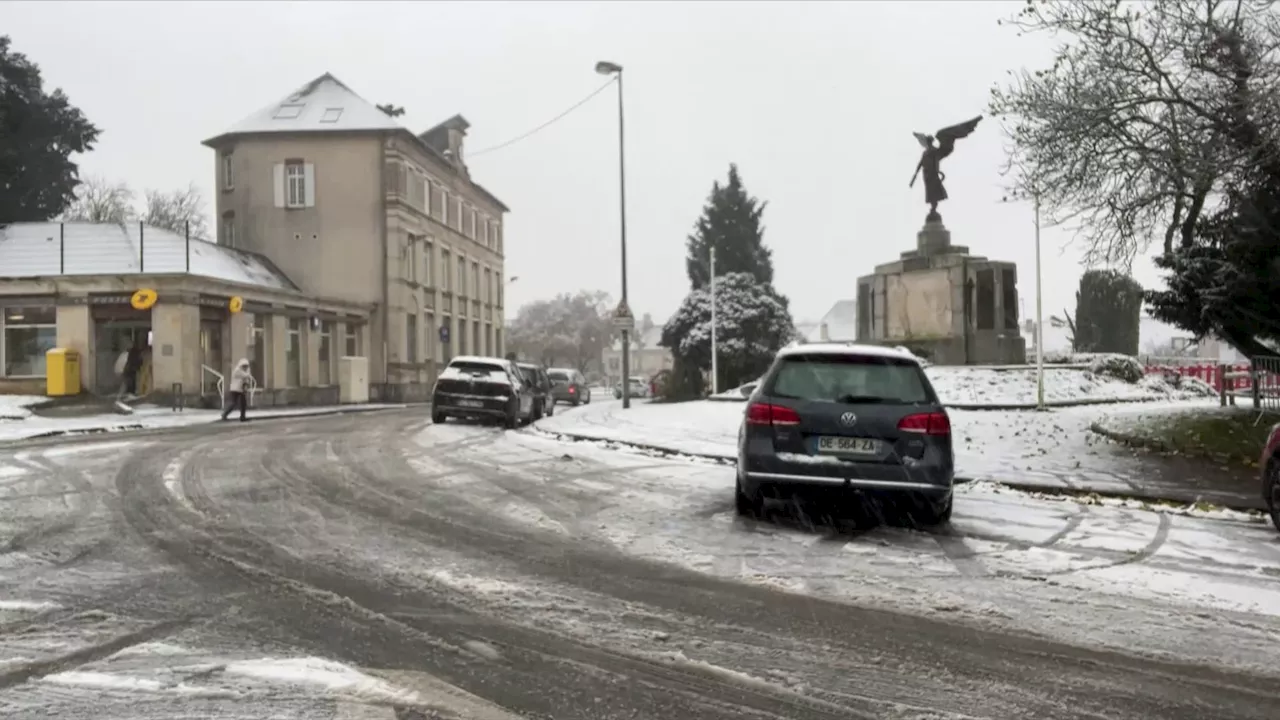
left=839, top=412, right=857, bottom=427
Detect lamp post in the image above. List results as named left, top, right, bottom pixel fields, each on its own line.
left=710, top=246, right=718, bottom=395
left=596, top=60, right=631, bottom=409
left=1034, top=192, right=1045, bottom=411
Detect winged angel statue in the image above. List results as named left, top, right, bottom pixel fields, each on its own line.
left=909, top=116, right=982, bottom=219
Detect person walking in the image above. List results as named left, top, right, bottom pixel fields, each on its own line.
left=115, top=339, right=145, bottom=400
left=221, top=358, right=253, bottom=422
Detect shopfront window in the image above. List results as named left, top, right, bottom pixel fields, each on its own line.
left=318, top=321, right=333, bottom=385
left=250, top=315, right=266, bottom=387
left=2, top=305, right=57, bottom=377
left=286, top=318, right=302, bottom=387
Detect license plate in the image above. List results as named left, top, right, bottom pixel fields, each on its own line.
left=459, top=400, right=484, bottom=408
left=816, top=436, right=880, bottom=455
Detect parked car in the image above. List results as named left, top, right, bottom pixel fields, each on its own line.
left=516, top=362, right=555, bottom=419
left=548, top=368, right=591, bottom=406
left=431, top=355, right=536, bottom=429
left=1262, top=421, right=1280, bottom=532
left=613, top=376, right=649, bottom=399
left=734, top=343, right=954, bottom=525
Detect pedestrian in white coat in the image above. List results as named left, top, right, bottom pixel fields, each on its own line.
left=221, top=358, right=253, bottom=422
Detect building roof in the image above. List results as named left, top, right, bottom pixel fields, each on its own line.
left=777, top=342, right=918, bottom=362
left=818, top=299, right=858, bottom=341
left=203, top=73, right=402, bottom=144
left=0, top=222, right=297, bottom=291
left=203, top=73, right=511, bottom=214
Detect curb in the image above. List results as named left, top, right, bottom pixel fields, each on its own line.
left=535, top=426, right=1265, bottom=514
left=0, top=404, right=409, bottom=448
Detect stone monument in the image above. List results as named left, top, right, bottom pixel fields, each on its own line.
left=854, top=116, right=1027, bottom=365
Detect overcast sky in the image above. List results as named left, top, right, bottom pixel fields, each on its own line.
left=3, top=0, right=1174, bottom=330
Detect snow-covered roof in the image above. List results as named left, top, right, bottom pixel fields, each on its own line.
left=205, top=73, right=403, bottom=143
left=817, top=299, right=858, bottom=341
left=777, top=342, right=918, bottom=362
left=0, top=222, right=297, bottom=291
left=448, top=355, right=508, bottom=368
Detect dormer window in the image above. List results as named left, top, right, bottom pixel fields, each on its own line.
left=274, top=103, right=305, bottom=119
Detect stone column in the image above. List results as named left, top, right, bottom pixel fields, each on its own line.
left=151, top=302, right=200, bottom=397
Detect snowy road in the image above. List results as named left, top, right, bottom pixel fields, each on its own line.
left=1, top=409, right=1279, bottom=718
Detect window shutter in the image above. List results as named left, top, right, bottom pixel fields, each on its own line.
left=273, top=164, right=285, bottom=207
left=304, top=163, right=316, bottom=207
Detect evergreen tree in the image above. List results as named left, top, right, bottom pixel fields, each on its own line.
left=0, top=36, right=100, bottom=222
left=685, top=164, right=773, bottom=289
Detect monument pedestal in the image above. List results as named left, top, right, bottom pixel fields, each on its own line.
left=854, top=214, right=1026, bottom=365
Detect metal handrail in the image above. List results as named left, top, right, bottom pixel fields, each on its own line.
left=201, top=364, right=225, bottom=410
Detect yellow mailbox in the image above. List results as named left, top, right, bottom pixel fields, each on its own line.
left=46, top=348, right=82, bottom=397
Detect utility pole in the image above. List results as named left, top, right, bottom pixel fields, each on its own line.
left=1035, top=192, right=1045, bottom=411
left=596, top=60, right=630, bottom=409
left=710, top=247, right=718, bottom=395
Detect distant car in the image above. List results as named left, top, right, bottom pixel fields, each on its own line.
left=548, top=368, right=591, bottom=406
left=734, top=343, right=954, bottom=525
left=431, top=355, right=536, bottom=429
left=1262, top=421, right=1280, bottom=532
left=516, top=361, right=555, bottom=419
left=613, top=376, right=649, bottom=399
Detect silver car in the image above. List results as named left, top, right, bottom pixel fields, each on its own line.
left=548, top=367, right=591, bottom=406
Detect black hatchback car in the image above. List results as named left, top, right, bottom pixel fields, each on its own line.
left=431, top=356, right=536, bottom=429
left=735, top=343, right=954, bottom=525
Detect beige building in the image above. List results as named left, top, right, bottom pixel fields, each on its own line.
left=602, top=326, right=672, bottom=385
left=0, top=73, right=509, bottom=404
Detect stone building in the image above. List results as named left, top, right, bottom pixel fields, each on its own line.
left=855, top=216, right=1026, bottom=365
left=0, top=73, right=510, bottom=403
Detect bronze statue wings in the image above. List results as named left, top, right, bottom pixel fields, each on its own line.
left=932, top=116, right=982, bottom=159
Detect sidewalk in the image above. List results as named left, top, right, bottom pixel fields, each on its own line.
left=0, top=401, right=407, bottom=445
left=534, top=398, right=1266, bottom=512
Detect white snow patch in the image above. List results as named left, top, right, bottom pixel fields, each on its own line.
left=162, top=457, right=195, bottom=514
left=426, top=567, right=529, bottom=597
left=0, top=599, right=60, bottom=611
left=110, top=641, right=192, bottom=658
left=225, top=656, right=420, bottom=704
left=43, top=670, right=165, bottom=692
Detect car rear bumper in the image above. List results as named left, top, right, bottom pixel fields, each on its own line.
left=740, top=452, right=953, bottom=498
left=433, top=393, right=510, bottom=418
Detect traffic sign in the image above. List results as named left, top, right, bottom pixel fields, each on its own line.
left=613, top=314, right=635, bottom=331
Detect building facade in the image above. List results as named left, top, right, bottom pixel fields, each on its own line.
left=0, top=73, right=509, bottom=404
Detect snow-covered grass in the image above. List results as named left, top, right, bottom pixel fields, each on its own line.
left=709, top=363, right=1214, bottom=408
left=535, top=397, right=1229, bottom=498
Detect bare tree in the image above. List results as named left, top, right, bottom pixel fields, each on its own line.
left=989, top=0, right=1280, bottom=267
left=140, top=183, right=208, bottom=239
left=60, top=175, right=134, bottom=224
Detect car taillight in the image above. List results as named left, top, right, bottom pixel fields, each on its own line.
left=898, top=412, right=950, bottom=436
left=746, top=403, right=801, bottom=426
left=568, top=386, right=575, bottom=393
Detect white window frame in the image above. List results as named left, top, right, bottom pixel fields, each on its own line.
left=423, top=239, right=434, bottom=288
left=222, top=152, right=234, bottom=190
left=442, top=190, right=451, bottom=226
left=440, top=248, right=452, bottom=291
left=457, top=256, right=466, bottom=297
left=425, top=311, right=436, bottom=362
left=286, top=162, right=305, bottom=207
left=1, top=305, right=57, bottom=378
left=344, top=324, right=359, bottom=357
left=222, top=215, right=235, bottom=247
left=453, top=197, right=463, bottom=231
left=406, top=312, right=418, bottom=364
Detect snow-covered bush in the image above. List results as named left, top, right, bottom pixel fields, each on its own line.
left=661, top=272, right=796, bottom=394
left=1086, top=353, right=1145, bottom=383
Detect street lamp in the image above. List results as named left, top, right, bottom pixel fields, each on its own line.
left=596, top=59, right=631, bottom=409
left=1034, top=192, right=1045, bottom=411
left=710, top=246, right=718, bottom=395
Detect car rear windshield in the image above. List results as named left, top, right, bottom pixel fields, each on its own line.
left=548, top=371, right=570, bottom=381
left=519, top=367, right=538, bottom=383
left=450, top=361, right=505, bottom=376
left=768, top=353, right=934, bottom=405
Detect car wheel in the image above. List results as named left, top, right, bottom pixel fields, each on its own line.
left=504, top=402, right=519, bottom=430
left=431, top=410, right=446, bottom=424
left=584, top=391, right=591, bottom=404
left=1266, top=459, right=1280, bottom=533
left=911, top=493, right=953, bottom=526
left=734, top=473, right=763, bottom=519
left=546, top=400, right=555, bottom=416
left=533, top=399, right=544, bottom=421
